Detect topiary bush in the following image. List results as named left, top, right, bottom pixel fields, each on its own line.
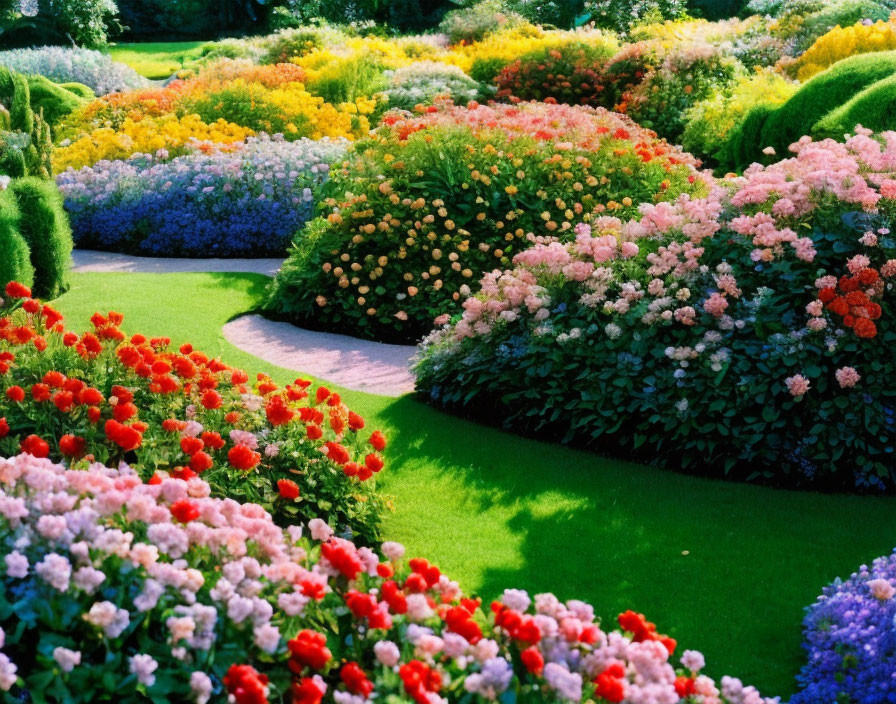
left=0, top=187, right=33, bottom=293
left=24, top=75, right=86, bottom=128
left=58, top=82, right=95, bottom=100
left=265, top=102, right=710, bottom=343
left=756, top=51, right=896, bottom=160
left=8, top=177, right=72, bottom=299
left=812, top=73, right=896, bottom=140
left=414, top=131, right=896, bottom=489
left=723, top=102, right=775, bottom=171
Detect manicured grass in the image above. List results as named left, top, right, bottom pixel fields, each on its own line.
left=53, top=271, right=896, bottom=698
left=106, top=41, right=208, bottom=79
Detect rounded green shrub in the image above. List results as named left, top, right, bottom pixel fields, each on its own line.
left=0, top=188, right=34, bottom=292
left=758, top=51, right=896, bottom=159
left=59, top=82, right=96, bottom=100
left=724, top=103, right=775, bottom=171
left=0, top=66, right=33, bottom=134
left=9, top=177, right=72, bottom=299
left=25, top=75, right=86, bottom=127
left=812, top=73, right=896, bottom=139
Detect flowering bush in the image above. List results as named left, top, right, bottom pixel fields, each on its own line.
left=383, top=62, right=484, bottom=112
left=265, top=101, right=709, bottom=343
left=584, top=0, right=687, bottom=32
left=0, top=47, right=147, bottom=96
left=0, top=282, right=387, bottom=540
left=438, top=0, right=526, bottom=45
left=56, top=135, right=345, bottom=257
left=791, top=548, right=896, bottom=703
left=52, top=113, right=255, bottom=172
left=415, top=131, right=896, bottom=489
left=493, top=41, right=619, bottom=107
left=599, top=40, right=668, bottom=113
left=0, top=451, right=775, bottom=704
left=789, top=17, right=896, bottom=81
left=626, top=44, right=743, bottom=143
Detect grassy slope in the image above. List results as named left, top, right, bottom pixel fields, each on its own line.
left=53, top=271, right=896, bottom=698
left=106, top=41, right=207, bottom=79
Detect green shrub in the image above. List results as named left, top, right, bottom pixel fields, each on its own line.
left=59, top=82, right=95, bottom=100
left=812, top=73, right=896, bottom=139
left=0, top=66, right=33, bottom=133
left=724, top=102, right=775, bottom=171
left=439, top=0, right=525, bottom=44
left=0, top=67, right=52, bottom=179
left=25, top=74, right=86, bottom=127
left=758, top=51, right=896, bottom=158
left=9, top=177, right=72, bottom=298
left=305, top=53, right=388, bottom=105
left=0, top=188, right=33, bottom=292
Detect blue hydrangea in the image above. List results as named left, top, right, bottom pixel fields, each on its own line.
left=791, top=549, right=896, bottom=704
left=56, top=135, right=346, bottom=257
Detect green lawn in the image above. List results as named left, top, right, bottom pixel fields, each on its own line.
left=52, top=271, right=896, bottom=698
left=106, top=41, right=208, bottom=79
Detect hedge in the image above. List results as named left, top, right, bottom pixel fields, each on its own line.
left=812, top=73, right=896, bottom=139
left=0, top=189, right=34, bottom=293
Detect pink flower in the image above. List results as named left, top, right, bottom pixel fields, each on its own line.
left=868, top=578, right=895, bottom=601
left=785, top=374, right=810, bottom=398
left=835, top=367, right=861, bottom=389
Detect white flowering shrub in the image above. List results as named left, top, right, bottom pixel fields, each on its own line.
left=383, top=62, right=485, bottom=111
left=0, top=47, right=146, bottom=96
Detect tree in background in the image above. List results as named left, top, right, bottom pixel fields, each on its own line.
left=0, top=0, right=123, bottom=47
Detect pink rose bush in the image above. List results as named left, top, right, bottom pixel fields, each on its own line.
left=415, top=130, right=896, bottom=489
left=0, top=452, right=776, bottom=703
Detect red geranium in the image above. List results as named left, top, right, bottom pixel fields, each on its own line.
left=277, top=478, right=300, bottom=500
left=287, top=630, right=332, bottom=672
left=20, top=434, right=49, bottom=458
left=228, top=444, right=261, bottom=471
left=170, top=499, right=200, bottom=523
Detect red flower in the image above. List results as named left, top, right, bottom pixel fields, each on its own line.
left=265, top=396, right=294, bottom=426
left=674, top=676, right=696, bottom=697
left=348, top=411, right=365, bottom=430
left=170, top=499, right=200, bottom=523
left=31, top=383, right=51, bottom=402
left=520, top=646, right=544, bottom=675
left=315, top=386, right=331, bottom=404
left=223, top=665, right=269, bottom=704
left=4, top=281, right=31, bottom=299
left=42, top=371, right=65, bottom=388
left=369, top=430, right=387, bottom=451
left=0, top=418, right=8, bottom=439
left=201, top=389, right=222, bottom=410
left=399, top=660, right=441, bottom=704
left=112, top=401, right=138, bottom=422
left=320, top=538, right=363, bottom=580
left=59, top=434, right=86, bottom=458
left=80, top=387, right=103, bottom=405
left=364, top=453, right=384, bottom=474
left=20, top=434, right=49, bottom=458
left=189, top=451, right=213, bottom=473
left=180, top=436, right=204, bottom=456
left=854, top=318, right=877, bottom=338
left=5, top=386, right=24, bottom=403
left=341, top=662, right=373, bottom=698
left=201, top=431, right=225, bottom=450
left=287, top=630, right=332, bottom=672
left=291, top=678, right=324, bottom=704
left=324, top=442, right=350, bottom=465
left=104, top=419, right=143, bottom=451
left=277, top=478, right=300, bottom=500
left=228, top=444, right=261, bottom=470
left=594, top=665, right=626, bottom=703
left=306, top=424, right=323, bottom=440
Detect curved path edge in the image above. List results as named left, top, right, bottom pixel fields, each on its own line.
left=223, top=315, right=417, bottom=397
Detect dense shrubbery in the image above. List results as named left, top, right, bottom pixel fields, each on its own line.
left=415, top=132, right=896, bottom=489
left=0, top=0, right=122, bottom=47
left=383, top=61, right=485, bottom=110
left=788, top=17, right=896, bottom=81
left=265, top=101, right=709, bottom=343
left=791, top=549, right=896, bottom=703
left=438, top=0, right=525, bottom=44
left=0, top=283, right=387, bottom=541
left=0, top=47, right=146, bottom=96
left=57, top=136, right=345, bottom=257
left=585, top=0, right=687, bottom=32
left=813, top=73, right=896, bottom=140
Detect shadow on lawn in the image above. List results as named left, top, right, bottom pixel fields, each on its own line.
left=375, top=395, right=896, bottom=696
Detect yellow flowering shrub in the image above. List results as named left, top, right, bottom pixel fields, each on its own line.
left=265, top=83, right=378, bottom=140
left=52, top=114, right=254, bottom=171
left=793, top=18, right=896, bottom=81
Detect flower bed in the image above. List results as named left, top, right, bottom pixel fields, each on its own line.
left=265, top=101, right=710, bottom=343
left=56, top=136, right=345, bottom=257
left=0, top=451, right=777, bottom=703
left=383, top=62, right=484, bottom=112
left=0, top=47, right=147, bottom=97
left=0, top=281, right=385, bottom=541
left=414, top=131, right=896, bottom=489
left=791, top=548, right=896, bottom=704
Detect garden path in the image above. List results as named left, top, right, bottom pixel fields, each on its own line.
left=70, top=250, right=417, bottom=396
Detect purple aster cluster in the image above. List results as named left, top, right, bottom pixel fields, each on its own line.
left=791, top=548, right=896, bottom=704
left=56, top=135, right=346, bottom=257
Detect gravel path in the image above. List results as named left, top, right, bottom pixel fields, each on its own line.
left=223, top=315, right=417, bottom=397
left=71, top=250, right=284, bottom=277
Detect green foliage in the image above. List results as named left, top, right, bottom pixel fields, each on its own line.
left=812, top=73, right=896, bottom=140
left=0, top=0, right=122, bottom=48
left=0, top=67, right=51, bottom=179
left=9, top=177, right=72, bottom=299
left=58, top=82, right=95, bottom=100
left=0, top=187, right=33, bottom=293
left=25, top=75, right=86, bottom=127
left=724, top=102, right=774, bottom=171
left=439, top=0, right=525, bottom=44
left=758, top=51, right=896, bottom=160
left=106, top=41, right=209, bottom=79
left=305, top=52, right=388, bottom=104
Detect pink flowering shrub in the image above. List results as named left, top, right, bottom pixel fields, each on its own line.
left=0, top=452, right=776, bottom=704
left=415, top=130, right=896, bottom=489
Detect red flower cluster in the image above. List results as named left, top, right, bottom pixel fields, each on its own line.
left=223, top=664, right=269, bottom=704
left=819, top=268, right=883, bottom=339
left=287, top=630, right=332, bottom=673
left=399, top=660, right=442, bottom=704
left=617, top=610, right=677, bottom=655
